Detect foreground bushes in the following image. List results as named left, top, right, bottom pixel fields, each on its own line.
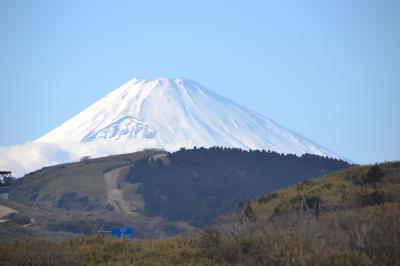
left=0, top=204, right=399, bottom=265
left=202, top=204, right=400, bottom=266
left=0, top=236, right=217, bottom=266
left=0, top=239, right=81, bottom=266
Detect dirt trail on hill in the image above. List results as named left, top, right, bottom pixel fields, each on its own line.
left=104, top=167, right=135, bottom=216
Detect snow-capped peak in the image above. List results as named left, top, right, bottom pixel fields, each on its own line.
left=34, top=77, right=344, bottom=160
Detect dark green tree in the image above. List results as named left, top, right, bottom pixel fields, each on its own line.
left=363, top=164, right=385, bottom=184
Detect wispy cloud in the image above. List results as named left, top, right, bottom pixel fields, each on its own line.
left=0, top=140, right=170, bottom=177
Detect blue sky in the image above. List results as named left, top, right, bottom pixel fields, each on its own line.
left=0, top=0, right=399, bottom=164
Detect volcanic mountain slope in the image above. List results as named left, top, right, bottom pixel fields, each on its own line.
left=35, top=77, right=344, bottom=160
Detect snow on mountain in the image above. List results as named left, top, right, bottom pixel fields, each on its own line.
left=34, top=77, right=343, bottom=159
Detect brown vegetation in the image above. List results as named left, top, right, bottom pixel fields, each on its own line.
left=0, top=162, right=398, bottom=265
left=0, top=204, right=398, bottom=265
left=204, top=203, right=400, bottom=265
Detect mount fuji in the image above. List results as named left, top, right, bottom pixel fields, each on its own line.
left=0, top=77, right=349, bottom=177
left=34, top=77, right=343, bottom=159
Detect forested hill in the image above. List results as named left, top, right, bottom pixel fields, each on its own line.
left=126, top=147, right=350, bottom=227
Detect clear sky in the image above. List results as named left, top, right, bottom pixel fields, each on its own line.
left=0, top=0, right=399, bottom=164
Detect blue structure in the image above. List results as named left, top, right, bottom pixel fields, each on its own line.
left=111, top=227, right=134, bottom=240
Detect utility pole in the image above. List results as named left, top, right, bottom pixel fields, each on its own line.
left=301, top=193, right=309, bottom=212
left=315, top=201, right=320, bottom=222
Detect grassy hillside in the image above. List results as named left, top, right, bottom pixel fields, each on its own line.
left=7, top=150, right=161, bottom=209
left=0, top=148, right=348, bottom=241
left=247, top=161, right=400, bottom=220
left=0, top=150, right=197, bottom=240
left=0, top=162, right=399, bottom=265
left=207, top=161, right=400, bottom=265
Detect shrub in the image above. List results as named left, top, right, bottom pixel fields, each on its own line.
left=257, top=192, right=278, bottom=204
left=11, top=214, right=31, bottom=225
left=307, top=196, right=322, bottom=209
left=359, top=191, right=385, bottom=207
left=363, top=165, right=385, bottom=184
